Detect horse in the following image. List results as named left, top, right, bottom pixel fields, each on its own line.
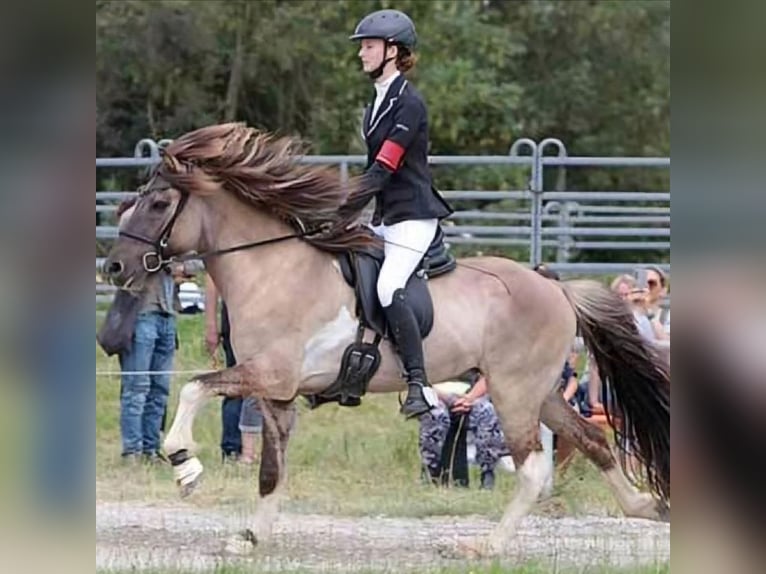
left=102, top=123, right=670, bottom=556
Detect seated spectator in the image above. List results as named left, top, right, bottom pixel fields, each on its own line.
left=586, top=272, right=670, bottom=414
left=643, top=265, right=671, bottom=340
left=611, top=273, right=635, bottom=300
left=419, top=369, right=508, bottom=490
left=584, top=274, right=636, bottom=414
left=559, top=350, right=580, bottom=408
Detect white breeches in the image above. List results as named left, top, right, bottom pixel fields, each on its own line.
left=371, top=218, right=438, bottom=307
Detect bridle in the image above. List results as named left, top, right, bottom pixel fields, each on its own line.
left=118, top=180, right=191, bottom=272
left=118, top=177, right=326, bottom=274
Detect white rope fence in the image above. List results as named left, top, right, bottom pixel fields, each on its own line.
left=96, top=369, right=215, bottom=376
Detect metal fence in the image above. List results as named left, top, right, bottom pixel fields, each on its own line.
left=96, top=137, right=669, bottom=300
left=96, top=138, right=670, bottom=480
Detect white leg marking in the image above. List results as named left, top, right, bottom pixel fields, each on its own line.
left=602, top=466, right=660, bottom=519
left=225, top=488, right=284, bottom=555
left=163, top=381, right=207, bottom=455
left=251, top=490, right=282, bottom=542
left=485, top=450, right=551, bottom=555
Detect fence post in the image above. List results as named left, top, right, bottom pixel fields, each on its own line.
left=535, top=139, right=567, bottom=267
left=134, top=138, right=160, bottom=161
left=542, top=200, right=569, bottom=264
left=508, top=138, right=538, bottom=266
left=339, top=160, right=349, bottom=185
left=534, top=139, right=568, bottom=496
left=557, top=201, right=579, bottom=264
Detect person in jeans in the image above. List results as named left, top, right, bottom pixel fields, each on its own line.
left=238, top=396, right=263, bottom=464
left=116, top=199, right=177, bottom=463
left=204, top=274, right=263, bottom=461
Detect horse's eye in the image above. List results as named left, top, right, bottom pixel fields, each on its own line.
left=151, top=200, right=170, bottom=211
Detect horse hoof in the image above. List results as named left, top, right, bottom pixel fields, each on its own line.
left=224, top=530, right=257, bottom=555
left=174, top=456, right=204, bottom=498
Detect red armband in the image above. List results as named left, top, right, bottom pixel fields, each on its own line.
left=375, top=139, right=406, bottom=171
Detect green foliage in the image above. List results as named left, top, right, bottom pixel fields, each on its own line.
left=97, top=1, right=668, bottom=156
left=97, top=0, right=669, bottom=263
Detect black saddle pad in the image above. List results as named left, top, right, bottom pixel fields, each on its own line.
left=338, top=225, right=456, bottom=339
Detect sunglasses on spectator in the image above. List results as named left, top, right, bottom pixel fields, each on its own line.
left=647, top=279, right=659, bottom=288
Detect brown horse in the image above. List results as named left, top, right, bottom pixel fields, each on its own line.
left=103, top=123, right=669, bottom=556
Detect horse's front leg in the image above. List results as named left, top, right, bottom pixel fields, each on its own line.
left=225, top=398, right=296, bottom=554
left=163, top=358, right=296, bottom=497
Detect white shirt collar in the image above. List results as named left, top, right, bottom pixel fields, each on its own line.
left=375, top=70, right=401, bottom=96
left=372, top=71, right=400, bottom=117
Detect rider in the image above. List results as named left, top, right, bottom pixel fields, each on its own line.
left=349, top=9, right=453, bottom=418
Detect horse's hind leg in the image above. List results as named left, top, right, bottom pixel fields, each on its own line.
left=249, top=398, right=295, bottom=544
left=228, top=398, right=296, bottom=553
left=481, top=419, right=550, bottom=555
left=540, top=392, right=668, bottom=521
left=477, top=365, right=564, bottom=556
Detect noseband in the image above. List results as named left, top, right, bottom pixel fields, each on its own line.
left=118, top=182, right=191, bottom=272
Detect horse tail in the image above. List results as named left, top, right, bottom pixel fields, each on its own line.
left=559, top=279, right=670, bottom=504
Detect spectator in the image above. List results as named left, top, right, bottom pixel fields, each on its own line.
left=582, top=274, right=637, bottom=414
left=204, top=274, right=263, bottom=462
left=610, top=273, right=635, bottom=300
left=115, top=198, right=178, bottom=464
left=560, top=351, right=580, bottom=408
left=585, top=272, right=670, bottom=414
left=419, top=369, right=508, bottom=490
left=643, top=265, right=671, bottom=339
left=626, top=269, right=670, bottom=344
left=238, top=397, right=263, bottom=464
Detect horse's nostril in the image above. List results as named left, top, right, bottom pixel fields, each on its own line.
left=107, top=260, right=124, bottom=276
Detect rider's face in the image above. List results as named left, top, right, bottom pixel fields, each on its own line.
left=358, top=39, right=392, bottom=73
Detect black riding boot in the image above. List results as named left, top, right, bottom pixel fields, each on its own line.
left=383, top=288, right=436, bottom=418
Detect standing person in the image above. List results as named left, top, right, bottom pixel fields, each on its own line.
left=115, top=198, right=177, bottom=463
left=204, top=274, right=263, bottom=462
left=204, top=274, right=241, bottom=461
left=349, top=9, right=453, bottom=418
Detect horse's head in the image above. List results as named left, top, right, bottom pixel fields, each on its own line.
left=103, top=172, right=201, bottom=291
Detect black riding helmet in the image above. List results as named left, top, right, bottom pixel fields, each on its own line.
left=349, top=9, right=417, bottom=79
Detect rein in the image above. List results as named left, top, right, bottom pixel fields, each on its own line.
left=118, top=185, right=329, bottom=272
left=169, top=228, right=321, bottom=264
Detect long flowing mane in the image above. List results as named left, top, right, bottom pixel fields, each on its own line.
left=155, top=122, right=380, bottom=253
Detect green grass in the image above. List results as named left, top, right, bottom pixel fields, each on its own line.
left=96, top=313, right=620, bottom=517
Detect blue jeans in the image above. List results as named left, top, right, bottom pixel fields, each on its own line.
left=220, top=303, right=243, bottom=456
left=239, top=397, right=263, bottom=433
left=119, top=311, right=176, bottom=456
left=221, top=397, right=243, bottom=456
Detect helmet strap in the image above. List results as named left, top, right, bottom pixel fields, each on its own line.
left=367, top=41, right=396, bottom=80
left=368, top=57, right=395, bottom=80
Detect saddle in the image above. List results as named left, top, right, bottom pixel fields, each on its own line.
left=304, top=226, right=456, bottom=409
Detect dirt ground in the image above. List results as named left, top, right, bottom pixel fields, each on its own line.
left=96, top=500, right=670, bottom=572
